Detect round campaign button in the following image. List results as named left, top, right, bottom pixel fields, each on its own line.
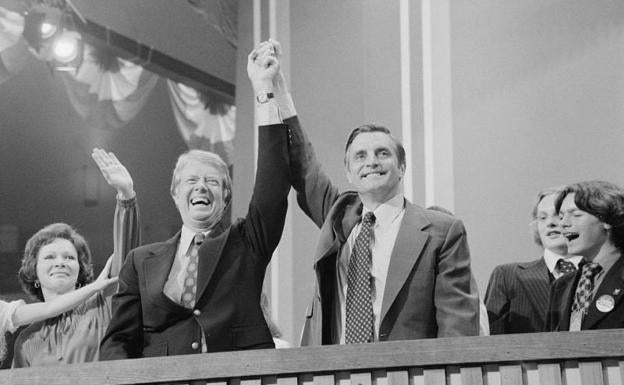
left=595, top=295, right=615, bottom=313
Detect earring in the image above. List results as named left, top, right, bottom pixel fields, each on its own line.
left=75, top=282, right=82, bottom=289
left=34, top=280, right=40, bottom=289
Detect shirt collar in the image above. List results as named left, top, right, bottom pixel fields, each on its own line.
left=362, top=193, right=405, bottom=228
left=180, top=225, right=210, bottom=252
left=592, top=249, right=620, bottom=274
left=543, top=249, right=582, bottom=274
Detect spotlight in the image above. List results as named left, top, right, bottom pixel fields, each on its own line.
left=51, top=30, right=83, bottom=71
left=22, top=5, right=62, bottom=50
left=53, top=31, right=79, bottom=62
left=22, top=4, right=84, bottom=72
left=40, top=21, right=58, bottom=39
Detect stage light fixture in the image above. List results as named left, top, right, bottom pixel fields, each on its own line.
left=22, top=5, right=63, bottom=50
left=22, top=4, right=84, bottom=72
left=51, top=30, right=83, bottom=71
left=53, top=31, right=79, bottom=61
left=40, top=20, right=58, bottom=39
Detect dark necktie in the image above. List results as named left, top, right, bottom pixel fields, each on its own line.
left=345, top=212, right=376, bottom=344
left=556, top=258, right=576, bottom=275
left=571, top=262, right=603, bottom=315
left=181, top=233, right=205, bottom=308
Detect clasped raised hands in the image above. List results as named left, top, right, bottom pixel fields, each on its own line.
left=247, top=39, right=282, bottom=94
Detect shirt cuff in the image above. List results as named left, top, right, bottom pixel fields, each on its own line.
left=256, top=92, right=298, bottom=126
left=116, top=194, right=137, bottom=206
left=275, top=92, right=297, bottom=120
left=256, top=101, right=282, bottom=126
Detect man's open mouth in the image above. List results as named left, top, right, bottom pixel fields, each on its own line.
left=564, top=232, right=579, bottom=241
left=191, top=197, right=211, bottom=206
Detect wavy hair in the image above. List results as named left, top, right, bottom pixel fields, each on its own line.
left=18, top=223, right=94, bottom=302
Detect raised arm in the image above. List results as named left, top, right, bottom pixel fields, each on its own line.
left=252, top=40, right=340, bottom=228
left=11, top=256, right=118, bottom=326
left=244, top=44, right=292, bottom=260
left=92, top=149, right=140, bottom=279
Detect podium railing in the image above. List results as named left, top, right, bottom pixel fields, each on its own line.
left=2, top=330, right=624, bottom=385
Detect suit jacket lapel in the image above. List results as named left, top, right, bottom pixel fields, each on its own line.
left=314, top=198, right=361, bottom=266
left=380, top=202, right=430, bottom=322
left=516, top=258, right=551, bottom=323
left=195, top=224, right=231, bottom=301
left=553, top=270, right=580, bottom=331
left=144, top=232, right=181, bottom=309
left=583, top=256, right=624, bottom=329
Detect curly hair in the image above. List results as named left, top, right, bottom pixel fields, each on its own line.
left=554, top=181, right=624, bottom=254
left=18, top=223, right=94, bottom=301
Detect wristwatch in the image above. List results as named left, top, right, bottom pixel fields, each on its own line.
left=256, top=92, right=275, bottom=104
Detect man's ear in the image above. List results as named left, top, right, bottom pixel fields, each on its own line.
left=604, top=223, right=612, bottom=230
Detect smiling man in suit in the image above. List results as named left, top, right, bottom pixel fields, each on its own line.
left=99, top=48, right=291, bottom=359
left=548, top=181, right=624, bottom=331
left=254, top=40, right=479, bottom=345
left=485, top=187, right=582, bottom=334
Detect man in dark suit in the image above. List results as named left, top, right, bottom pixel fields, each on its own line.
left=256, top=40, right=479, bottom=345
left=548, top=181, right=624, bottom=331
left=100, top=49, right=291, bottom=359
left=485, top=187, right=581, bottom=334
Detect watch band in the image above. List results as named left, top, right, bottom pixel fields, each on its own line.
left=256, top=92, right=275, bottom=104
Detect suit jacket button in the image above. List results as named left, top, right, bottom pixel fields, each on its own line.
left=193, top=309, right=201, bottom=316
left=191, top=342, right=200, bottom=350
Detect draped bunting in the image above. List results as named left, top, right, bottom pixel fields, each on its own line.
left=0, top=5, right=236, bottom=156
left=0, top=7, right=23, bottom=50
left=0, top=6, right=29, bottom=83
left=167, top=80, right=236, bottom=165
left=59, top=44, right=159, bottom=130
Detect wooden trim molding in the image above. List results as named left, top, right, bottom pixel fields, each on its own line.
left=3, top=330, right=624, bottom=384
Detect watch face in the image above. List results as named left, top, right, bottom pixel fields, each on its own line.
left=256, top=92, right=274, bottom=104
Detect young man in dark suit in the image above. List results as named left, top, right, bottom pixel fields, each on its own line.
left=255, top=40, right=479, bottom=345
left=100, top=48, right=291, bottom=359
left=548, top=181, right=624, bottom=331
left=485, top=187, right=581, bottom=334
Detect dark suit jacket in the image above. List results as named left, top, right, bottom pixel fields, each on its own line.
left=548, top=256, right=624, bottom=331
left=284, top=116, right=479, bottom=346
left=100, top=124, right=291, bottom=359
left=485, top=258, right=552, bottom=334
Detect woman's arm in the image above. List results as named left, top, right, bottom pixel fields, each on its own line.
left=92, top=148, right=140, bottom=279
left=12, top=257, right=118, bottom=326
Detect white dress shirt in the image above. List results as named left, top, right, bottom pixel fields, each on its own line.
left=334, top=193, right=406, bottom=344
left=163, top=226, right=210, bottom=305
left=163, top=225, right=211, bottom=352
left=543, top=249, right=582, bottom=280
